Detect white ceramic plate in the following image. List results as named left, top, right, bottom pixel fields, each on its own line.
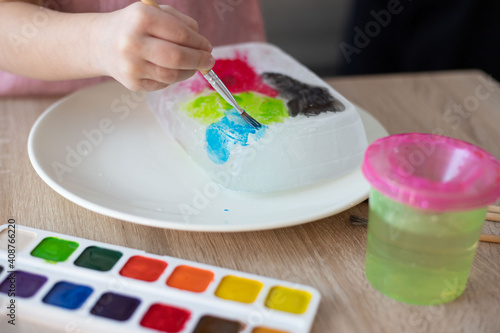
left=28, top=81, right=388, bottom=232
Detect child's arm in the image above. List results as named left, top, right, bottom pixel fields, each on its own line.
left=0, top=1, right=214, bottom=91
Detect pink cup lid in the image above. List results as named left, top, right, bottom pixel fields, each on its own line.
left=362, top=133, right=500, bottom=211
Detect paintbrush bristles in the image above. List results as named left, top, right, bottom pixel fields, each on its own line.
left=349, top=215, right=368, bottom=226
left=241, top=112, right=262, bottom=129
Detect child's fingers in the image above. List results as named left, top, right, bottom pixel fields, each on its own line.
left=159, top=5, right=200, bottom=32
left=142, top=37, right=214, bottom=70
left=128, top=67, right=194, bottom=91
left=143, top=61, right=197, bottom=84
left=103, top=4, right=214, bottom=91
left=151, top=68, right=196, bottom=85
left=140, top=78, right=169, bottom=91
left=143, top=7, right=212, bottom=52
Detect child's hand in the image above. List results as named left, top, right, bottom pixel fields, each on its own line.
left=93, top=3, right=214, bottom=91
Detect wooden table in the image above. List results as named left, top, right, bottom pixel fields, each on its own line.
left=1, top=70, right=499, bottom=332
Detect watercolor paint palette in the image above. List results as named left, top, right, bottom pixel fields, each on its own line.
left=0, top=224, right=320, bottom=333
left=148, top=42, right=368, bottom=192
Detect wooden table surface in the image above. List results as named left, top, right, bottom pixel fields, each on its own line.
left=1, top=70, right=500, bottom=333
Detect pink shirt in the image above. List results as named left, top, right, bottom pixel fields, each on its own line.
left=0, top=0, right=265, bottom=96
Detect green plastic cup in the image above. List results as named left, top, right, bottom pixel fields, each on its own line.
left=362, top=133, right=500, bottom=305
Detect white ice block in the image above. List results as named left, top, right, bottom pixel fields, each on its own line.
left=147, top=42, right=368, bottom=192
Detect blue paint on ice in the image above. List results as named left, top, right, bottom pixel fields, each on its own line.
left=206, top=110, right=266, bottom=164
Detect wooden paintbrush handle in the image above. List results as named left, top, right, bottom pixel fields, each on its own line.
left=350, top=215, right=500, bottom=244
left=141, top=0, right=161, bottom=9
left=486, top=212, right=500, bottom=222
left=489, top=205, right=500, bottom=214
left=480, top=234, right=500, bottom=244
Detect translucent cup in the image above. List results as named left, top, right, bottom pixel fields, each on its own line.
left=362, top=133, right=500, bottom=305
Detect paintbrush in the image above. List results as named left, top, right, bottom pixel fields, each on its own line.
left=349, top=214, right=500, bottom=244
left=140, top=0, right=262, bottom=129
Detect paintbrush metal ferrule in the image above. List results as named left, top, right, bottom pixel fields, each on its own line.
left=203, top=70, right=238, bottom=109
left=202, top=70, right=262, bottom=129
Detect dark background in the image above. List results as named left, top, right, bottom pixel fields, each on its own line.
left=261, top=0, right=500, bottom=80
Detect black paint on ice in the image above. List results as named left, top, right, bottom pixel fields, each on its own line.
left=261, top=72, right=345, bottom=117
